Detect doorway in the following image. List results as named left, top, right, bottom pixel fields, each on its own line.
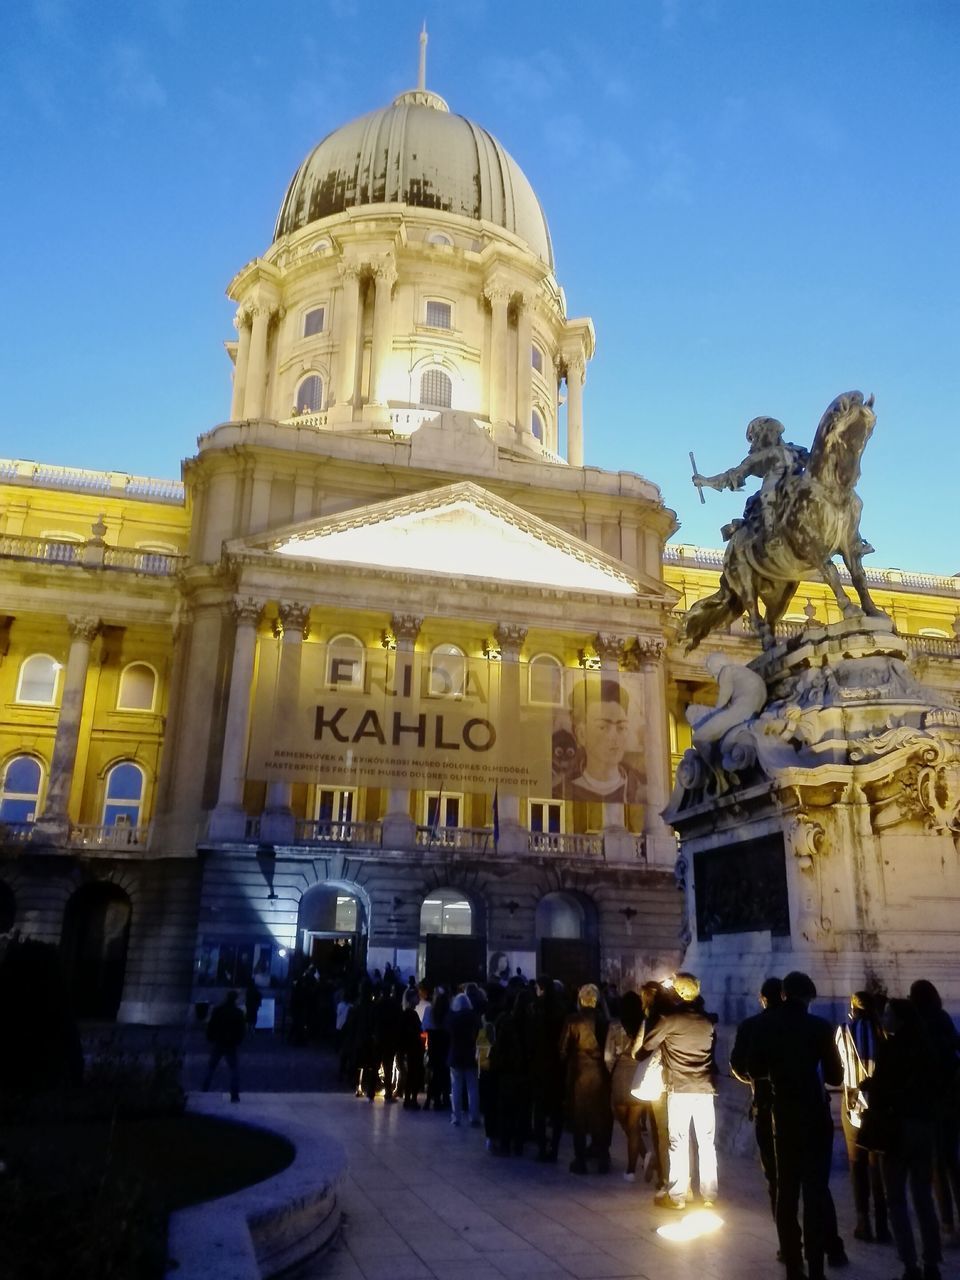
left=61, top=882, right=132, bottom=1019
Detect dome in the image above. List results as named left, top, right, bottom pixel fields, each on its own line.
left=274, top=88, right=554, bottom=267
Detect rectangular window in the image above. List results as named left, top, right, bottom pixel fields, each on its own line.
left=529, top=800, right=563, bottom=834
left=316, top=787, right=356, bottom=822
left=424, top=792, right=462, bottom=828
left=303, top=307, right=325, bottom=336
left=425, top=300, right=452, bottom=329
left=531, top=344, right=544, bottom=374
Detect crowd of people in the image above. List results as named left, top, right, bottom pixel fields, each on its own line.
left=329, top=963, right=960, bottom=1280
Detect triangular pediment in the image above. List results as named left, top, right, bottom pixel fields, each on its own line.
left=236, top=482, right=666, bottom=598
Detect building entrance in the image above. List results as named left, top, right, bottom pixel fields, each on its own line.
left=61, top=882, right=131, bottom=1019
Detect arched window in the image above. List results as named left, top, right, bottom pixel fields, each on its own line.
left=536, top=892, right=585, bottom=940
left=919, top=628, right=950, bottom=638
left=303, top=307, right=325, bottom=337
left=296, top=374, right=323, bottom=414
left=528, top=653, right=563, bottom=706
left=419, top=368, right=452, bottom=408
left=426, top=231, right=453, bottom=247
left=429, top=643, right=465, bottom=698
left=531, top=409, right=544, bottom=441
left=326, top=633, right=364, bottom=690
left=102, top=762, right=145, bottom=829
left=117, top=662, right=157, bottom=712
left=16, top=654, right=60, bottom=705
left=0, top=756, right=44, bottom=823
left=420, top=888, right=473, bottom=937
left=531, top=343, right=545, bottom=374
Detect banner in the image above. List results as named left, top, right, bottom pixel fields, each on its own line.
left=246, top=641, right=644, bottom=800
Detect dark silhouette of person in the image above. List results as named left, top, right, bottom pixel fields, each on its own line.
left=398, top=988, right=425, bottom=1110
left=203, top=990, right=246, bottom=1102
left=748, top=971, right=844, bottom=1280
left=730, top=976, right=783, bottom=1216
left=529, top=976, right=566, bottom=1162
left=909, top=979, right=960, bottom=1244
left=560, top=983, right=612, bottom=1174
left=835, top=988, right=889, bottom=1242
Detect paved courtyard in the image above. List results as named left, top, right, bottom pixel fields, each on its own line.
left=212, top=1090, right=951, bottom=1280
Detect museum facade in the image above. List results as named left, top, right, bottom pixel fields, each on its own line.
left=1, top=60, right=958, bottom=1024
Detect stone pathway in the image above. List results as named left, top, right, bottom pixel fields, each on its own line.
left=220, top=1092, right=950, bottom=1280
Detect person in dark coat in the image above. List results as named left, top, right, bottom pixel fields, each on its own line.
left=492, top=987, right=533, bottom=1155
left=640, top=972, right=717, bottom=1209
left=835, top=988, right=889, bottom=1242
left=748, top=970, right=844, bottom=1280
left=369, top=987, right=402, bottom=1102
left=426, top=987, right=451, bottom=1111
left=529, top=976, right=567, bottom=1162
left=730, top=976, right=783, bottom=1217
left=560, top=983, right=612, bottom=1174
left=863, top=997, right=942, bottom=1280
left=605, top=989, right=647, bottom=1180
left=398, top=988, right=425, bottom=1110
left=910, top=979, right=960, bottom=1243
left=637, top=980, right=670, bottom=1192
left=202, top=990, right=246, bottom=1102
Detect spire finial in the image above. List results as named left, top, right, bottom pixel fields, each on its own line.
left=418, top=22, right=428, bottom=91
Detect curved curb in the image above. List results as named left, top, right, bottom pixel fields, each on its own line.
left=165, top=1097, right=346, bottom=1279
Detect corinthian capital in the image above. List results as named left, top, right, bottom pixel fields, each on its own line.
left=277, top=602, right=312, bottom=638
left=337, top=261, right=362, bottom=283
left=373, top=257, right=398, bottom=288
left=483, top=281, right=511, bottom=307
left=634, top=634, right=666, bottom=667
left=593, top=633, right=626, bottom=666
left=390, top=614, right=423, bottom=643
left=231, top=596, right=264, bottom=627
left=564, top=352, right=586, bottom=383
left=67, top=615, right=101, bottom=643
left=233, top=307, right=252, bottom=333
left=494, top=623, right=527, bottom=657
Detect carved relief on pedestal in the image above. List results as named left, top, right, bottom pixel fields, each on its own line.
left=785, top=813, right=826, bottom=872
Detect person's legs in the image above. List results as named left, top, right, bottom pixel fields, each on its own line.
left=882, top=1150, right=919, bottom=1271
left=842, top=1107, right=872, bottom=1236
left=868, top=1149, right=890, bottom=1238
left=665, top=1093, right=692, bottom=1204
left=225, top=1047, right=239, bottom=1102
left=202, top=1047, right=223, bottom=1091
left=465, top=1067, right=480, bottom=1124
left=906, top=1122, right=942, bottom=1271
left=755, top=1105, right=777, bottom=1217
left=450, top=1066, right=463, bottom=1124
left=691, top=1093, right=718, bottom=1202
left=773, top=1119, right=804, bottom=1275
left=624, top=1103, right=647, bottom=1174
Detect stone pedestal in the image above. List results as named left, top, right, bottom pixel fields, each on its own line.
left=665, top=619, right=960, bottom=1022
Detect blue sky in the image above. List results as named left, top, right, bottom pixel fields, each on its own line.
left=2, top=1, right=957, bottom=573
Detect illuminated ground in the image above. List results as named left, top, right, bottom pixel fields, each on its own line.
left=204, top=1091, right=930, bottom=1280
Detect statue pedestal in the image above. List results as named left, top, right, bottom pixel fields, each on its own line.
left=665, top=619, right=960, bottom=1023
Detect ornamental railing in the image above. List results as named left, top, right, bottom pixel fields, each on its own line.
left=414, top=825, right=492, bottom=854
left=294, top=819, right=382, bottom=847
left=0, top=534, right=183, bottom=576
left=69, top=823, right=150, bottom=848
left=528, top=831, right=604, bottom=857
left=279, top=411, right=329, bottom=430
left=0, top=458, right=184, bottom=503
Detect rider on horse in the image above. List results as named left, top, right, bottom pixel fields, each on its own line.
left=693, top=417, right=809, bottom=542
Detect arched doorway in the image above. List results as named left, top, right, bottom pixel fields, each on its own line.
left=420, top=887, right=485, bottom=986
left=536, top=891, right=599, bottom=991
left=297, top=882, right=367, bottom=988
left=61, top=882, right=132, bottom=1019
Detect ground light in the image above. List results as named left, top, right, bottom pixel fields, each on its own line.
left=656, top=1209, right=724, bottom=1242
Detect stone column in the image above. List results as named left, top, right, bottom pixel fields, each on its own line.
left=485, top=283, right=510, bottom=423
left=636, top=635, right=675, bottom=867
left=242, top=304, right=273, bottom=420
left=230, top=308, right=252, bottom=420
left=381, top=614, right=423, bottom=849
left=566, top=353, right=585, bottom=467
left=515, top=295, right=533, bottom=433
left=493, top=624, right=528, bottom=854
left=261, top=603, right=311, bottom=845
left=32, top=615, right=100, bottom=844
left=334, top=263, right=362, bottom=414
left=208, top=598, right=263, bottom=841
left=368, top=258, right=397, bottom=408
left=593, top=633, right=629, bottom=844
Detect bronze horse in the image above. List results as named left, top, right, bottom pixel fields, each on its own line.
left=684, top=391, right=888, bottom=651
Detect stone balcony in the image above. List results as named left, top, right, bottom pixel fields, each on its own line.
left=0, top=533, right=184, bottom=576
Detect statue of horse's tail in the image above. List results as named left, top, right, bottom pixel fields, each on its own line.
left=682, top=574, right=744, bottom=652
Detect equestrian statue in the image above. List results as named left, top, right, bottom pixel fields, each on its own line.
left=684, top=391, right=889, bottom=651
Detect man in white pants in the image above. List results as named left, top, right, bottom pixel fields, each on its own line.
left=639, top=972, right=718, bottom=1209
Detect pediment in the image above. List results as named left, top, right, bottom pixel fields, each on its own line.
left=235, top=482, right=668, bottom=599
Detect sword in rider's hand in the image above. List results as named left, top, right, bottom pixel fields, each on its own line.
left=689, top=452, right=705, bottom=504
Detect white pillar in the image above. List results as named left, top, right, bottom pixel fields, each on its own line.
left=381, top=613, right=422, bottom=849
left=493, top=624, right=528, bottom=854
left=516, top=295, right=533, bottom=433
left=335, top=264, right=362, bottom=411
left=32, top=615, right=99, bottom=844
left=369, top=258, right=397, bottom=406
left=209, top=598, right=263, bottom=841
left=242, top=305, right=272, bottom=420
left=262, top=603, right=311, bottom=844
left=637, top=636, right=676, bottom=867
left=566, top=353, right=585, bottom=467
left=485, top=283, right=510, bottom=423
left=231, top=309, right=252, bottom=420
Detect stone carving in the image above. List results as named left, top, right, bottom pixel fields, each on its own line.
left=593, top=632, right=626, bottom=665
left=67, top=615, right=101, bottom=642
left=785, top=814, right=826, bottom=870
left=494, top=623, right=527, bottom=656
left=685, top=391, right=888, bottom=650
left=232, top=597, right=264, bottom=627
left=276, top=602, right=312, bottom=638
left=390, top=614, right=423, bottom=644
left=686, top=653, right=767, bottom=764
